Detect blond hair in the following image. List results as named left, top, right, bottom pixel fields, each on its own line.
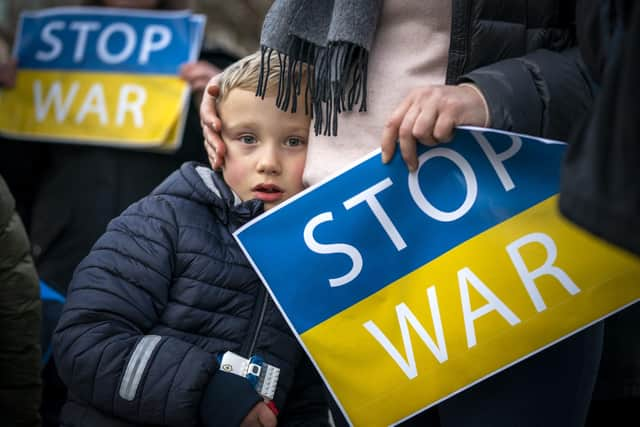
left=218, top=51, right=310, bottom=111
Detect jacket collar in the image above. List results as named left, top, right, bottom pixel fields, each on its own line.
left=156, top=162, right=264, bottom=228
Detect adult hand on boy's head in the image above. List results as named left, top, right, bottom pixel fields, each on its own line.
left=0, top=59, right=17, bottom=88
left=200, top=76, right=226, bottom=170
left=380, top=83, right=489, bottom=172
left=240, top=401, right=278, bottom=427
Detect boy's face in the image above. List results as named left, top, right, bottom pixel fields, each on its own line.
left=218, top=89, right=310, bottom=211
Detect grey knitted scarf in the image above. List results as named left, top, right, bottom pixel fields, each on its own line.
left=257, top=0, right=382, bottom=136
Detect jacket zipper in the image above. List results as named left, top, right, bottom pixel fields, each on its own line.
left=244, top=286, right=268, bottom=357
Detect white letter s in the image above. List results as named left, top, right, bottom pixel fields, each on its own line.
left=303, top=212, right=363, bottom=287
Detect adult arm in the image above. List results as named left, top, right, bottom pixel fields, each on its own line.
left=460, top=46, right=593, bottom=142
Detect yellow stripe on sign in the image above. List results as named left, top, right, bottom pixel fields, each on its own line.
left=302, top=196, right=640, bottom=427
left=0, top=69, right=187, bottom=146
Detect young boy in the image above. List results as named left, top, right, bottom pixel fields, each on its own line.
left=52, top=52, right=329, bottom=427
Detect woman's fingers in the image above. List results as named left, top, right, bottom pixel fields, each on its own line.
left=199, top=78, right=226, bottom=170
left=381, top=95, right=414, bottom=164
left=380, top=84, right=490, bottom=171
left=397, top=103, right=422, bottom=171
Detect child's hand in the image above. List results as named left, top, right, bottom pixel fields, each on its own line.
left=240, top=401, right=277, bottom=427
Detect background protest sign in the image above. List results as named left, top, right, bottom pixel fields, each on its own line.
left=235, top=127, right=640, bottom=426
left=0, top=6, right=204, bottom=151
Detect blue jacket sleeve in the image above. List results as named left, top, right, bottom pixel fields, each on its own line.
left=52, top=195, right=258, bottom=426
left=460, top=47, right=594, bottom=141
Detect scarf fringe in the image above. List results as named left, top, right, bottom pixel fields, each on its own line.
left=256, top=41, right=369, bottom=137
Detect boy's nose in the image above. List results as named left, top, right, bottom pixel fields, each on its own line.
left=257, top=147, right=281, bottom=176
left=259, top=165, right=279, bottom=175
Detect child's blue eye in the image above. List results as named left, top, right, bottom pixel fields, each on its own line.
left=286, top=137, right=305, bottom=147
left=240, top=135, right=256, bottom=144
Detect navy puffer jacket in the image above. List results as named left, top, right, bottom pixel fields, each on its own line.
left=53, top=162, right=329, bottom=427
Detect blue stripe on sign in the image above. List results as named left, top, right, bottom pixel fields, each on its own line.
left=235, top=129, right=566, bottom=334
left=17, top=9, right=199, bottom=74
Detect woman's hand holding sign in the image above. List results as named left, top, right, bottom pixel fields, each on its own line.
left=380, top=83, right=490, bottom=171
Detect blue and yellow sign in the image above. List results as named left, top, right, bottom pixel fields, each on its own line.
left=0, top=7, right=204, bottom=150
left=235, top=128, right=640, bottom=426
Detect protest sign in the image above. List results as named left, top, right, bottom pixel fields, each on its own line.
left=234, top=127, right=640, bottom=426
left=0, top=7, right=204, bottom=151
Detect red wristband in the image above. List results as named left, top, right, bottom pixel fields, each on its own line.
left=266, top=400, right=279, bottom=416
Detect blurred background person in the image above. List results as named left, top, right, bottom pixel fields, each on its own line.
left=0, top=174, right=42, bottom=427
